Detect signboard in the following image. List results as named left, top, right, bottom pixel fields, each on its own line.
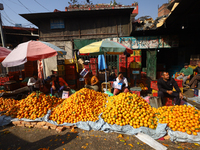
left=50, top=19, right=65, bottom=29
left=107, top=35, right=179, bottom=49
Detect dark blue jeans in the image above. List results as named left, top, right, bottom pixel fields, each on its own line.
left=51, top=86, right=65, bottom=95
left=158, top=91, right=181, bottom=105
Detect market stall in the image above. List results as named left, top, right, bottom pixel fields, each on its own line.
left=0, top=88, right=199, bottom=145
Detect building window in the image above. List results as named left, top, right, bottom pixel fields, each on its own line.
left=50, top=19, right=65, bottom=29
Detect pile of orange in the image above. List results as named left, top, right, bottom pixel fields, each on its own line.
left=101, top=92, right=157, bottom=129
left=154, top=105, right=200, bottom=135
left=0, top=97, right=18, bottom=112
left=49, top=88, right=107, bottom=124
left=3, top=92, right=63, bottom=120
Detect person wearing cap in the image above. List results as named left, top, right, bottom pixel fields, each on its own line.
left=84, top=72, right=99, bottom=91
left=27, top=73, right=43, bottom=93
left=177, top=63, right=193, bottom=84
left=187, top=61, right=200, bottom=88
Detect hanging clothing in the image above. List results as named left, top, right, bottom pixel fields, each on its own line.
left=98, top=55, right=107, bottom=70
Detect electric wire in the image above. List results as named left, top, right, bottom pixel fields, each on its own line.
left=34, top=0, right=50, bottom=12
left=17, top=0, right=32, bottom=13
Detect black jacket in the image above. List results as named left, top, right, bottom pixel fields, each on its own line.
left=157, top=78, right=181, bottom=93
left=194, top=66, right=200, bottom=75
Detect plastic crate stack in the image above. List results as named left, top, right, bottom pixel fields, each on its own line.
left=65, top=64, right=77, bottom=89
left=89, top=58, right=98, bottom=76
left=119, top=55, right=126, bottom=73
left=151, top=81, right=158, bottom=97
left=57, top=65, right=65, bottom=79
left=0, top=77, right=9, bottom=86
left=127, top=50, right=142, bottom=86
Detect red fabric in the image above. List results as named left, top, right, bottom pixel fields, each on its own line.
left=27, top=41, right=57, bottom=61
left=116, top=42, right=133, bottom=54
left=0, top=47, right=11, bottom=62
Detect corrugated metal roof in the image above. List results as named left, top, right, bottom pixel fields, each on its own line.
left=20, top=8, right=134, bottom=27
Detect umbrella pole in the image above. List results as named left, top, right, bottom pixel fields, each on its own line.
left=42, top=59, right=46, bottom=79
left=104, top=52, right=107, bottom=91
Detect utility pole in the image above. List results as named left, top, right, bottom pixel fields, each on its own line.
left=0, top=3, right=5, bottom=47
left=0, top=3, right=8, bottom=74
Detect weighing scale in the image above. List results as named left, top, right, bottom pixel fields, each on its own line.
left=130, top=70, right=142, bottom=92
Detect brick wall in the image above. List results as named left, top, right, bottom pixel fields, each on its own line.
left=158, top=3, right=170, bottom=17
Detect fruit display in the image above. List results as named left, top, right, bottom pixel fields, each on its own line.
left=49, top=88, right=107, bottom=124
left=154, top=105, right=200, bottom=135
left=0, top=97, right=18, bottom=112
left=101, top=92, right=157, bottom=129
left=138, top=83, right=148, bottom=90
left=2, top=92, right=64, bottom=120
left=0, top=90, right=5, bottom=93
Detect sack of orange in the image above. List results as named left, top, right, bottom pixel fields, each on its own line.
left=155, top=105, right=200, bottom=135
left=101, top=92, right=157, bottom=129
left=0, top=97, right=18, bottom=112
left=49, top=88, right=107, bottom=124
left=2, top=92, right=64, bottom=120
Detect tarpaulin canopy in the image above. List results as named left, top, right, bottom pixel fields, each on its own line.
left=0, top=47, right=11, bottom=62
left=2, top=40, right=66, bottom=67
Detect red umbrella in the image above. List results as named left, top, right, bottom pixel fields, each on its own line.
left=0, top=47, right=11, bottom=62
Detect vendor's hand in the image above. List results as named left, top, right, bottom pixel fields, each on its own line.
left=182, top=73, right=185, bottom=76
left=167, top=90, right=173, bottom=95
left=179, top=93, right=183, bottom=99
left=52, top=86, right=56, bottom=90
left=187, top=75, right=191, bottom=79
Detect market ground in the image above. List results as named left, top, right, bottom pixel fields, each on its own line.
left=0, top=125, right=199, bottom=150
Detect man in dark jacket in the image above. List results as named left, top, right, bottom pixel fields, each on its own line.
left=188, top=61, right=200, bottom=88
left=158, top=72, right=183, bottom=105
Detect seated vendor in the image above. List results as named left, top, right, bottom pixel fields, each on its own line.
left=27, top=73, right=43, bottom=93
left=187, top=61, right=200, bottom=88
left=84, top=72, right=99, bottom=91
left=158, top=71, right=183, bottom=105
left=177, top=63, right=193, bottom=84
left=51, top=75, right=70, bottom=96
left=113, top=72, right=129, bottom=95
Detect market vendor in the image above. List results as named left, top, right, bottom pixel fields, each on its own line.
left=113, top=72, right=129, bottom=95
left=51, top=75, right=70, bottom=96
left=27, top=73, right=43, bottom=92
left=158, top=71, right=183, bottom=105
left=177, top=63, right=193, bottom=84
left=187, top=61, right=200, bottom=88
left=84, top=72, right=99, bottom=91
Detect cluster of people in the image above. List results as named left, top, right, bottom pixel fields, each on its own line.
left=157, top=62, right=200, bottom=105
left=27, top=74, right=70, bottom=97
left=83, top=71, right=129, bottom=96
left=177, top=62, right=200, bottom=88
left=26, top=61, right=200, bottom=106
